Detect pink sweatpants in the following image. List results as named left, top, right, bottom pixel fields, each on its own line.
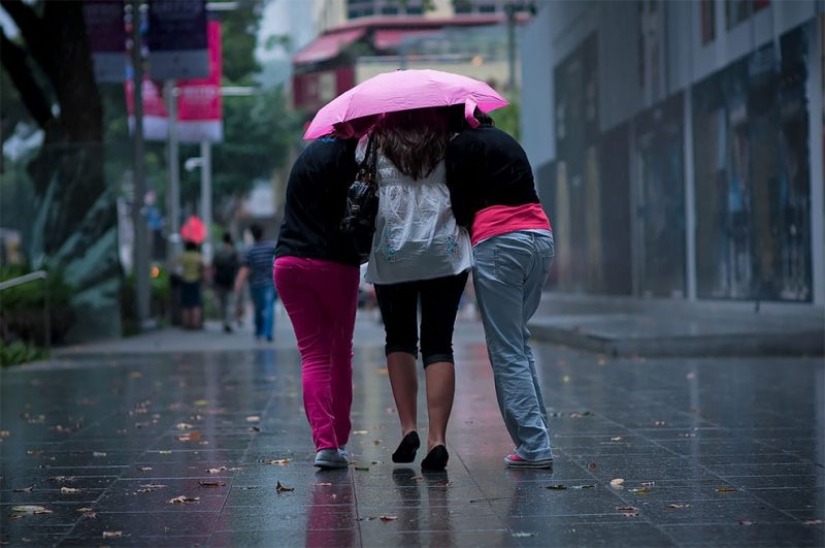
left=273, top=256, right=360, bottom=451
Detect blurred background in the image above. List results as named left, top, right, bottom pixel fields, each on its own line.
left=1, top=0, right=823, bottom=357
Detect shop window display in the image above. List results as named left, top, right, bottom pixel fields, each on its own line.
left=692, top=25, right=812, bottom=302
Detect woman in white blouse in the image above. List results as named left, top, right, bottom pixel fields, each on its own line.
left=361, top=107, right=472, bottom=471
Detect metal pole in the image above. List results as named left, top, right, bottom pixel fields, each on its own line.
left=43, top=275, right=50, bottom=350
left=131, top=0, right=151, bottom=327
left=165, top=80, right=180, bottom=260
left=200, top=141, right=213, bottom=263
left=506, top=4, right=517, bottom=91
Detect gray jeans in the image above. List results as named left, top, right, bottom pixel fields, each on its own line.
left=473, top=230, right=555, bottom=461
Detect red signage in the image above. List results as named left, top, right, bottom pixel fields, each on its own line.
left=126, top=19, right=222, bottom=143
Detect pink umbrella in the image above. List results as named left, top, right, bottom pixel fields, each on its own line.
left=303, top=69, right=509, bottom=140
left=181, top=215, right=207, bottom=244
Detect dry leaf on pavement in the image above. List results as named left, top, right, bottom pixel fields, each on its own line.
left=198, top=481, right=226, bottom=487
left=102, top=531, right=123, bottom=538
left=379, top=515, right=397, bottom=521
left=12, top=506, right=52, bottom=514
left=168, top=495, right=199, bottom=504
left=60, top=487, right=81, bottom=494
left=609, top=478, right=624, bottom=488
left=276, top=481, right=295, bottom=493
left=13, top=486, right=34, bottom=493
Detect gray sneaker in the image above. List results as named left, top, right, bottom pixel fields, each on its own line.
left=314, top=448, right=348, bottom=469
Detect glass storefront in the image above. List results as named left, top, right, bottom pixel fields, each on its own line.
left=692, top=25, right=812, bottom=301
left=636, top=95, right=686, bottom=298
left=553, top=35, right=607, bottom=293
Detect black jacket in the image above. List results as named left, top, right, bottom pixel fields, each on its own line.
left=445, top=125, right=540, bottom=228
left=275, top=138, right=362, bottom=267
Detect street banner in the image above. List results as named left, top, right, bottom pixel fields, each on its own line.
left=125, top=19, right=222, bottom=143
left=82, top=0, right=127, bottom=83
left=176, top=18, right=223, bottom=143
left=147, top=0, right=209, bottom=80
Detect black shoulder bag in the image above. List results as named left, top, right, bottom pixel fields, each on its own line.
left=341, top=135, right=379, bottom=264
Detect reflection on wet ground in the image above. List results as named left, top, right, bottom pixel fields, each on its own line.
left=1, top=332, right=823, bottom=546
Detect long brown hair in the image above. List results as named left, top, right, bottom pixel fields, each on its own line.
left=375, top=107, right=451, bottom=180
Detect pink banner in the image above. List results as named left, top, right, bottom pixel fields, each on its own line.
left=126, top=19, right=222, bottom=143
left=176, top=19, right=223, bottom=143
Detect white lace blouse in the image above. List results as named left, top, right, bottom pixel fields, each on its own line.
left=356, top=136, right=473, bottom=285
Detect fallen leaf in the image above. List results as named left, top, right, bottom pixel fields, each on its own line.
left=352, top=430, right=369, bottom=435
left=77, top=507, right=94, bottom=513
left=716, top=486, right=738, bottom=493
left=198, top=481, right=226, bottom=487
left=193, top=399, right=210, bottom=407
left=261, top=459, right=290, bottom=466
left=617, top=506, right=640, bottom=517
left=610, top=436, right=623, bottom=441
left=60, top=487, right=81, bottom=494
left=373, top=439, right=381, bottom=446
left=804, top=519, right=824, bottom=525
left=379, top=515, right=397, bottom=521
left=667, top=503, right=691, bottom=509
left=11, top=505, right=52, bottom=514
left=511, top=532, right=536, bottom=538
left=0, top=430, right=10, bottom=438
left=738, top=519, right=754, bottom=526
left=249, top=426, right=261, bottom=433
left=102, top=531, right=123, bottom=538
left=569, top=484, right=596, bottom=490
left=355, top=466, right=370, bottom=472
left=27, top=450, right=44, bottom=456
left=313, top=482, right=332, bottom=487
left=544, top=484, right=567, bottom=490
left=137, top=483, right=167, bottom=492
left=136, top=466, right=153, bottom=472
left=92, top=451, right=107, bottom=457
left=175, top=422, right=194, bottom=430
left=276, top=481, right=294, bottom=493
left=168, top=495, right=199, bottom=504
left=652, top=420, right=666, bottom=426
left=177, top=431, right=201, bottom=442
left=609, top=478, right=625, bottom=488
left=13, top=486, right=34, bottom=493
left=82, top=511, right=97, bottom=518
left=641, top=481, right=656, bottom=486
left=246, top=416, right=260, bottom=423
left=587, top=462, right=598, bottom=470
left=629, top=487, right=651, bottom=494
left=206, top=467, right=227, bottom=474
left=158, top=450, right=172, bottom=454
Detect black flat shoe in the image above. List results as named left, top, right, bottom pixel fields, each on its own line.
left=421, top=445, right=449, bottom=471
left=392, top=431, right=420, bottom=463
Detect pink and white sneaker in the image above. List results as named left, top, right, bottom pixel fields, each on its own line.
left=504, top=453, right=553, bottom=469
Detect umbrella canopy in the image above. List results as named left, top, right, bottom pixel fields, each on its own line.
left=303, top=69, right=509, bottom=140
left=180, top=215, right=207, bottom=244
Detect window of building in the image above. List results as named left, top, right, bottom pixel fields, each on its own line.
left=725, top=0, right=769, bottom=30
left=700, top=0, right=715, bottom=45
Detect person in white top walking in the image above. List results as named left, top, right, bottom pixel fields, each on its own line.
left=361, top=107, right=472, bottom=472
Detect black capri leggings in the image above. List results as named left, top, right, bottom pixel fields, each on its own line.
left=374, top=271, right=470, bottom=367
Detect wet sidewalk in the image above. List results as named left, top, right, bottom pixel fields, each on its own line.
left=1, top=310, right=824, bottom=547
left=528, top=293, right=825, bottom=357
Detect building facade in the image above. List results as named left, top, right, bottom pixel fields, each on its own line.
left=293, top=2, right=532, bottom=119
left=521, top=0, right=824, bottom=305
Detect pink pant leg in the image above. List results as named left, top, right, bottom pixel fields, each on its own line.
left=273, top=257, right=359, bottom=451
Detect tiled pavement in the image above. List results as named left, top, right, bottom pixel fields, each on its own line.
left=1, top=312, right=823, bottom=547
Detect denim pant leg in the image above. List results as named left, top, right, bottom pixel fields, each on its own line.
left=473, top=231, right=554, bottom=461
left=261, top=286, right=275, bottom=339
left=522, top=232, right=554, bottom=431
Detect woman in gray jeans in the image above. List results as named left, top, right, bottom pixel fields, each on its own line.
left=446, top=110, right=555, bottom=469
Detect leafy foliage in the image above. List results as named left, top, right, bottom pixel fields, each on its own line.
left=0, top=340, right=48, bottom=367
left=0, top=265, right=75, bottom=346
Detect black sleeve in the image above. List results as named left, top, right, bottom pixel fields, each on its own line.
left=445, top=136, right=478, bottom=229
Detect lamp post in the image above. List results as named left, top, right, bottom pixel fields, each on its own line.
left=184, top=144, right=212, bottom=263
